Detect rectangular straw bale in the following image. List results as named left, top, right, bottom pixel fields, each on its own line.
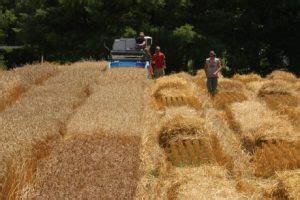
left=254, top=140, right=300, bottom=178
left=171, top=166, right=252, bottom=199
left=267, top=70, right=297, bottom=82
left=233, top=73, right=262, bottom=83
left=229, top=101, right=298, bottom=153
left=218, top=78, right=246, bottom=91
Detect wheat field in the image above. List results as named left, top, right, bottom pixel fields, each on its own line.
left=0, top=62, right=299, bottom=199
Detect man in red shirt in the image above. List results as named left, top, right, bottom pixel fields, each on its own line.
left=152, top=46, right=166, bottom=78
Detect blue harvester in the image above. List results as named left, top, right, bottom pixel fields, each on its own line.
left=108, top=37, right=153, bottom=78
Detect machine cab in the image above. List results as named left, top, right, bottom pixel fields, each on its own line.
left=112, top=36, right=152, bottom=51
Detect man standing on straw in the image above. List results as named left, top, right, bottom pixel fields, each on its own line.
left=205, top=50, right=222, bottom=96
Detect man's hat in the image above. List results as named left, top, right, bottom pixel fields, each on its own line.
left=156, top=46, right=161, bottom=50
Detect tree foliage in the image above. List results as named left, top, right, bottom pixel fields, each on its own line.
left=0, top=0, right=299, bottom=75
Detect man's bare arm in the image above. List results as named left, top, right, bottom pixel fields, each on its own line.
left=204, top=61, right=208, bottom=76
left=214, top=60, right=222, bottom=74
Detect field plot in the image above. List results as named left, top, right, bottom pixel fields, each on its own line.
left=22, top=134, right=141, bottom=199
left=0, top=64, right=299, bottom=199
left=66, top=68, right=146, bottom=137
left=0, top=63, right=59, bottom=112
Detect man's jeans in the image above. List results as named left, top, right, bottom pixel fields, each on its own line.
left=207, top=77, right=218, bottom=93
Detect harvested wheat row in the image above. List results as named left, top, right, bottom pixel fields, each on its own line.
left=0, top=63, right=102, bottom=198
left=21, top=134, right=142, bottom=199
left=270, top=169, right=300, bottom=199
left=66, top=68, right=146, bottom=137
left=0, top=63, right=59, bottom=112
left=14, top=63, right=60, bottom=85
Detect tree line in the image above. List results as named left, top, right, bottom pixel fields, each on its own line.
left=0, top=0, right=299, bottom=75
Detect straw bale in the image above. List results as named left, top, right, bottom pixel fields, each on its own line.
left=151, top=75, right=194, bottom=96
left=218, top=79, right=246, bottom=92
left=171, top=166, right=249, bottom=200
left=172, top=72, right=194, bottom=80
left=196, top=69, right=207, bottom=79
left=267, top=70, right=297, bottom=82
left=233, top=73, right=262, bottom=83
left=271, top=170, right=300, bottom=199
left=151, top=74, right=201, bottom=110
left=157, top=114, right=233, bottom=170
left=21, top=134, right=142, bottom=199
left=254, top=140, right=300, bottom=178
left=258, top=80, right=296, bottom=97
left=213, top=91, right=247, bottom=110
left=158, top=115, right=206, bottom=148
left=279, top=107, right=300, bottom=131
left=258, top=81, right=298, bottom=110
left=230, top=101, right=298, bottom=152
left=295, top=81, right=300, bottom=94
left=245, top=81, right=268, bottom=94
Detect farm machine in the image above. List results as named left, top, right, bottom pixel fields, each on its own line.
left=107, top=36, right=153, bottom=78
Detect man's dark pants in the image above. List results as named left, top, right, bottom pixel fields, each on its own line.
left=207, top=77, right=218, bottom=94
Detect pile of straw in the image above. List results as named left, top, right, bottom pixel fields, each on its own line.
left=267, top=70, right=298, bottom=82
left=271, top=170, right=300, bottom=199
left=151, top=74, right=200, bottom=110
left=230, top=101, right=297, bottom=152
left=233, top=73, right=262, bottom=83
left=258, top=80, right=296, bottom=97
left=213, top=91, right=247, bottom=110
left=258, top=81, right=298, bottom=111
left=158, top=115, right=206, bottom=148
left=170, top=166, right=250, bottom=199
left=218, top=79, right=245, bottom=92
left=254, top=140, right=300, bottom=178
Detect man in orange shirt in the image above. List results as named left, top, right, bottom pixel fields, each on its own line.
left=152, top=46, right=166, bottom=78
